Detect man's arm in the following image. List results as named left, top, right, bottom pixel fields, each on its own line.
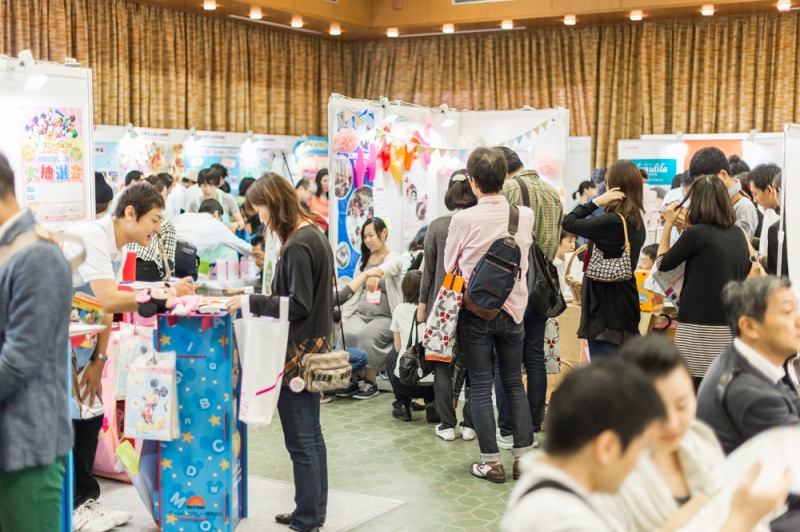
left=209, top=220, right=252, bottom=257
left=90, top=279, right=141, bottom=313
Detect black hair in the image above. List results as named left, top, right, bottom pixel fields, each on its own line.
left=0, top=153, right=14, bottom=198
left=723, top=276, right=793, bottom=337
left=157, top=172, right=174, bottom=189
left=114, top=183, right=165, bottom=219
left=749, top=164, right=781, bottom=192
left=220, top=181, right=231, bottom=194
left=238, top=177, right=256, bottom=197
left=210, top=163, right=228, bottom=179
left=295, top=178, right=311, bottom=190
left=250, top=234, right=265, bottom=250
left=671, top=174, right=682, bottom=190
left=498, top=147, right=524, bottom=175
left=572, top=181, right=595, bottom=200
left=689, top=147, right=731, bottom=178
left=680, top=171, right=695, bottom=188
left=559, top=229, right=576, bottom=242
left=444, top=169, right=478, bottom=211
left=641, top=243, right=658, bottom=261
left=315, top=168, right=329, bottom=198
left=359, top=217, right=388, bottom=271
left=125, top=170, right=144, bottom=187
left=591, top=167, right=607, bottom=185
left=466, top=147, right=507, bottom=194
left=198, top=198, right=224, bottom=217
left=544, top=359, right=666, bottom=456
left=401, top=269, right=422, bottom=303
left=618, top=335, right=689, bottom=380
left=198, top=168, right=222, bottom=187
left=728, top=154, right=750, bottom=176
left=410, top=225, right=427, bottom=252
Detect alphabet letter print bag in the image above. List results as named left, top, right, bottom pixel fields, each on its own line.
left=422, top=270, right=465, bottom=363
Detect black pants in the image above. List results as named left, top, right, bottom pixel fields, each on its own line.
left=433, top=361, right=472, bottom=430
left=385, top=349, right=436, bottom=406
left=72, top=415, right=103, bottom=508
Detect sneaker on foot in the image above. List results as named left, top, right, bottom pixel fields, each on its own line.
left=461, top=426, right=476, bottom=441
left=409, top=401, right=425, bottom=412
left=470, top=462, right=506, bottom=483
left=320, top=393, right=332, bottom=404
left=496, top=428, right=514, bottom=450
left=353, top=381, right=379, bottom=400
left=335, top=381, right=359, bottom=397
left=85, top=499, right=131, bottom=528
left=392, top=403, right=412, bottom=422
left=72, top=500, right=119, bottom=532
left=435, top=424, right=456, bottom=441
left=533, top=432, right=540, bottom=448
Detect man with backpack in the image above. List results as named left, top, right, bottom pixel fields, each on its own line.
left=496, top=148, right=564, bottom=451
left=443, top=147, right=535, bottom=483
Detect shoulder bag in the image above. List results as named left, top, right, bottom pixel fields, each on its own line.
left=585, top=213, right=633, bottom=282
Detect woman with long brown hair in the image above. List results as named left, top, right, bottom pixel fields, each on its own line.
left=658, top=175, right=751, bottom=387
left=226, top=172, right=333, bottom=532
left=562, top=160, right=647, bottom=358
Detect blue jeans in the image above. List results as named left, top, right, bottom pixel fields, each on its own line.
left=458, top=308, right=534, bottom=462
left=496, top=306, right=548, bottom=437
left=277, top=388, right=327, bottom=531
left=347, top=348, right=368, bottom=375
left=588, top=339, right=618, bottom=358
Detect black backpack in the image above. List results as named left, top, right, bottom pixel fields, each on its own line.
left=464, top=206, right=522, bottom=320
left=174, top=240, right=198, bottom=280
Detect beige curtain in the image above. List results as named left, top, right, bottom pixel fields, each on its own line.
left=4, top=0, right=800, bottom=166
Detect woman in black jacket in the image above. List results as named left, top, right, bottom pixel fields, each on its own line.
left=226, top=173, right=333, bottom=532
left=562, top=160, right=646, bottom=358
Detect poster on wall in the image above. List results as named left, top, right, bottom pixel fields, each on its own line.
left=94, top=141, right=121, bottom=192
left=19, top=106, right=87, bottom=220
left=240, top=135, right=293, bottom=184
left=294, top=136, right=329, bottom=180
left=119, top=135, right=185, bottom=180
left=185, top=145, right=240, bottom=191
left=630, top=159, right=677, bottom=187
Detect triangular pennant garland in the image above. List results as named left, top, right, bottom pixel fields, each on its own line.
left=439, top=148, right=447, bottom=157
left=459, top=149, right=467, bottom=159
left=416, top=145, right=425, bottom=155
left=516, top=135, right=524, bottom=145
left=534, top=126, right=541, bottom=135
left=525, top=130, right=533, bottom=139
left=541, top=120, right=548, bottom=130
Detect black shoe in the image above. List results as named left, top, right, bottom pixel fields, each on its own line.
left=392, top=404, right=412, bottom=422
left=276, top=513, right=292, bottom=525
left=410, top=402, right=425, bottom=412
left=425, top=400, right=441, bottom=423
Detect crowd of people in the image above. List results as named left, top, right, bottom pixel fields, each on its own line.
left=0, top=140, right=799, bottom=532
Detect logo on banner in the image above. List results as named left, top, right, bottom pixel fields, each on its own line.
left=630, top=159, right=677, bottom=187
left=186, top=496, right=206, bottom=510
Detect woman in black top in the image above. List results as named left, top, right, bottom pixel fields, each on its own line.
left=226, top=172, right=333, bottom=532
left=658, top=175, right=751, bottom=383
left=562, top=160, right=646, bottom=358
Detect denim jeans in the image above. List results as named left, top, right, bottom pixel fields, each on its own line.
left=588, top=339, right=618, bottom=358
left=347, top=348, right=369, bottom=375
left=496, top=306, right=548, bottom=437
left=458, top=307, right=534, bottom=462
left=277, top=387, right=328, bottom=531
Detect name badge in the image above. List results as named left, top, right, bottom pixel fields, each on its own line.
left=366, top=288, right=382, bottom=304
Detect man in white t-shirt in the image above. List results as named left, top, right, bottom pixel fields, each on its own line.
left=65, top=185, right=195, bottom=532
left=166, top=168, right=198, bottom=219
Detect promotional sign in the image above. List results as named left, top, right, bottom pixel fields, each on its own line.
left=185, top=144, right=241, bottom=192
left=19, top=106, right=87, bottom=220
left=630, top=159, right=677, bottom=187
left=294, top=136, right=329, bottom=180
left=94, top=141, right=122, bottom=192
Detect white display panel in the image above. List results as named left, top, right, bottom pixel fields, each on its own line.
left=782, top=125, right=800, bottom=290
left=0, top=63, right=95, bottom=229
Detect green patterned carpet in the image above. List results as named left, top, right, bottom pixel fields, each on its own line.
left=248, top=392, right=519, bottom=531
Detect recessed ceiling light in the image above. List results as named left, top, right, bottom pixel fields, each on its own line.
left=291, top=16, right=303, bottom=28
left=778, top=0, right=792, bottom=11
left=387, top=27, right=399, bottom=38
left=203, top=0, right=216, bottom=10
left=501, top=20, right=514, bottom=30
left=701, top=4, right=714, bottom=16
left=443, top=24, right=454, bottom=34
left=630, top=10, right=643, bottom=21
left=564, top=15, right=576, bottom=25
left=329, top=23, right=341, bottom=36
left=249, top=7, right=262, bottom=19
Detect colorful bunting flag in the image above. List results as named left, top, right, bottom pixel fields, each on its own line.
left=541, top=120, right=548, bottom=130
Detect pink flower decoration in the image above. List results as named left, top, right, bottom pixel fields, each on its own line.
left=334, top=128, right=359, bottom=154
left=533, top=155, right=560, bottom=177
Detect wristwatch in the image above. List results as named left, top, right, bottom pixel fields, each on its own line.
left=93, top=353, right=108, bottom=362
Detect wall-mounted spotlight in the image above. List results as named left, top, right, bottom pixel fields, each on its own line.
left=126, top=123, right=139, bottom=139
left=18, top=50, right=47, bottom=91
left=440, top=104, right=455, bottom=128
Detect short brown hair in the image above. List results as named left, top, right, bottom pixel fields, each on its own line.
left=605, top=160, right=644, bottom=230
left=245, top=173, right=316, bottom=242
left=687, top=175, right=736, bottom=227
left=401, top=270, right=421, bottom=304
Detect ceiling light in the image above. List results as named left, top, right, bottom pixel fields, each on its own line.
left=778, top=0, right=792, bottom=11
left=501, top=20, right=514, bottom=30
left=189, top=127, right=201, bottom=142
left=701, top=4, right=714, bottom=15
left=18, top=50, right=47, bottom=91
left=630, top=10, right=643, bottom=21
left=564, top=15, right=576, bottom=25
left=203, top=0, right=216, bottom=10
left=380, top=97, right=398, bottom=123
left=126, top=123, right=139, bottom=139
left=249, top=7, right=262, bottom=19
left=443, top=24, right=454, bottom=34
left=329, top=23, right=341, bottom=36
left=291, top=16, right=303, bottom=28
left=387, top=27, right=399, bottom=38
left=440, top=104, right=455, bottom=128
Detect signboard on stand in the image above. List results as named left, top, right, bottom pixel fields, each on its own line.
left=630, top=159, right=677, bottom=187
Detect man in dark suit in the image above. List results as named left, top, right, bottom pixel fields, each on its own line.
left=697, top=276, right=800, bottom=454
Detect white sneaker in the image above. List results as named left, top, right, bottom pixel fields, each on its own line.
left=85, top=499, right=132, bottom=528
left=435, top=424, right=456, bottom=441
left=533, top=432, right=540, bottom=448
left=496, top=428, right=514, bottom=450
left=72, top=500, right=117, bottom=532
left=461, top=426, right=476, bottom=441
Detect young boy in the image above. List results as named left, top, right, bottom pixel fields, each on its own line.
left=553, top=230, right=576, bottom=297
left=638, top=243, right=658, bottom=271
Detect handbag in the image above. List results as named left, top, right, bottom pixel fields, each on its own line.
left=422, top=270, right=465, bottom=362
left=585, top=213, right=633, bottom=282
left=124, top=349, right=179, bottom=441
left=235, top=295, right=289, bottom=427
left=398, top=313, right=433, bottom=386
left=741, top=226, right=767, bottom=279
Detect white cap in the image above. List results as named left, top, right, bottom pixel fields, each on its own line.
left=183, top=169, right=199, bottom=182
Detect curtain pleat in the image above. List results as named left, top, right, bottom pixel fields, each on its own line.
left=4, top=0, right=800, bottom=166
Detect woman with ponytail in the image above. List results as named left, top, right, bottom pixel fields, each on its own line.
left=338, top=218, right=403, bottom=400
left=572, top=180, right=597, bottom=203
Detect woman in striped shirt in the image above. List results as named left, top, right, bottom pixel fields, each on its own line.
left=658, top=175, right=751, bottom=388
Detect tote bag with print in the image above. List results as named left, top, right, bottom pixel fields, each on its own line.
left=423, top=271, right=465, bottom=362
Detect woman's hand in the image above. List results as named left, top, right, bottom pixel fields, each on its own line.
left=659, top=494, right=709, bottom=532
left=663, top=202, right=685, bottom=227
left=593, top=187, right=626, bottom=207
left=223, top=286, right=245, bottom=296
left=366, top=277, right=380, bottom=292
left=226, top=296, right=243, bottom=313
left=723, top=463, right=791, bottom=532
left=417, top=303, right=428, bottom=324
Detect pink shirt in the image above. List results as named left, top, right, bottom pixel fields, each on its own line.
left=443, top=195, right=534, bottom=323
